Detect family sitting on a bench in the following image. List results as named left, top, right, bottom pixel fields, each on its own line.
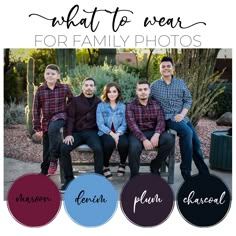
left=33, top=56, right=210, bottom=192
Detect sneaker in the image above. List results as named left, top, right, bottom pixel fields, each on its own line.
left=181, top=171, right=191, bottom=181
left=150, top=166, right=160, bottom=176
left=48, top=161, right=58, bottom=175
left=150, top=160, right=161, bottom=176
left=59, top=184, right=67, bottom=193
left=59, top=180, right=72, bottom=193
left=40, top=170, right=48, bottom=175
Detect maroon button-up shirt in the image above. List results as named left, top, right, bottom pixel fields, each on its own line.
left=126, top=98, right=165, bottom=142
left=33, top=82, right=73, bottom=133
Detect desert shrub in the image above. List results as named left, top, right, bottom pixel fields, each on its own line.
left=209, top=82, right=232, bottom=117
left=4, top=100, right=26, bottom=125
left=29, top=49, right=56, bottom=85
left=122, top=63, right=146, bottom=79
left=4, top=67, right=20, bottom=103
left=149, top=54, right=162, bottom=83
left=64, top=63, right=140, bottom=103
left=169, top=49, right=225, bottom=126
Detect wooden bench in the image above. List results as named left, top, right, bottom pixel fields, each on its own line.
left=59, top=130, right=176, bottom=184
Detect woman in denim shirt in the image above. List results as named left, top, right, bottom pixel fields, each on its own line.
left=96, top=82, right=129, bottom=180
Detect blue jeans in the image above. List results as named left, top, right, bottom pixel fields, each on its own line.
left=166, top=120, right=209, bottom=179
left=41, top=119, right=65, bottom=174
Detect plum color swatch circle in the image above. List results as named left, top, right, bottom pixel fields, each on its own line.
left=7, top=174, right=61, bottom=227
left=63, top=173, right=118, bottom=227
left=120, top=174, right=174, bottom=227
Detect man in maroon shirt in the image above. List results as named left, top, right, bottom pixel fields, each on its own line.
left=33, top=64, right=73, bottom=176
left=126, top=81, right=175, bottom=177
left=60, top=78, right=104, bottom=191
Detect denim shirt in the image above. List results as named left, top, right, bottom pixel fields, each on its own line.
left=96, top=101, right=127, bottom=136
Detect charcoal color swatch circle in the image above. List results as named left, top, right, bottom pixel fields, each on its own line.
left=177, top=174, right=231, bottom=227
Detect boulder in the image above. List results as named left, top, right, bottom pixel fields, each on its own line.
left=216, top=112, right=232, bottom=126
left=32, top=133, right=42, bottom=144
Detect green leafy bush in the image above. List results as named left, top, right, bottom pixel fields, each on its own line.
left=64, top=63, right=140, bottom=103
left=29, top=49, right=56, bottom=85
left=122, top=63, right=146, bottom=79
left=4, top=66, right=20, bottom=103
left=149, top=54, right=162, bottom=83
left=169, top=49, right=225, bottom=126
left=210, top=82, right=232, bottom=117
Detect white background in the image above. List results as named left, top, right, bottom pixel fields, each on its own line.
left=0, top=0, right=235, bottom=235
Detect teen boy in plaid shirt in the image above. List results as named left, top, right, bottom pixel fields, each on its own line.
left=33, top=64, right=73, bottom=175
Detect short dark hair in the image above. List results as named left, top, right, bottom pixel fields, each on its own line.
left=45, top=64, right=60, bottom=73
left=160, top=56, right=173, bottom=65
left=136, top=80, right=150, bottom=87
left=101, top=82, right=122, bottom=102
left=83, top=77, right=96, bottom=85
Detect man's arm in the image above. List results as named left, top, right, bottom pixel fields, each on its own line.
left=154, top=102, right=165, bottom=134
left=66, top=97, right=76, bottom=136
left=182, top=80, right=192, bottom=110
left=175, top=108, right=189, bottom=122
left=126, top=103, right=147, bottom=142
left=151, top=102, right=165, bottom=147
left=66, top=84, right=73, bottom=104
left=175, top=80, right=192, bottom=122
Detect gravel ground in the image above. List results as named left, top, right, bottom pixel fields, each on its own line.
left=4, top=118, right=231, bottom=163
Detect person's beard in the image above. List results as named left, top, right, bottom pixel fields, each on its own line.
left=83, top=89, right=94, bottom=97
left=85, top=90, right=93, bottom=95
left=139, top=96, right=148, bottom=100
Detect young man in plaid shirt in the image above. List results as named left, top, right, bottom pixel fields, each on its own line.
left=33, top=64, right=73, bottom=175
left=151, top=56, right=210, bottom=180
left=126, top=81, right=175, bottom=178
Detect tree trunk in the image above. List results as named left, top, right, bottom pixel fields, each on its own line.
left=98, top=49, right=116, bottom=65
left=146, top=48, right=154, bottom=81
left=56, top=49, right=76, bottom=78
left=4, top=49, right=10, bottom=74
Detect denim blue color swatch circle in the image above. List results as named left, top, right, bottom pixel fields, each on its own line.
left=64, top=173, right=118, bottom=227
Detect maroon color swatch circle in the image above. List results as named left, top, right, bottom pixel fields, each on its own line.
left=120, top=174, right=174, bottom=227
left=7, top=174, right=61, bottom=227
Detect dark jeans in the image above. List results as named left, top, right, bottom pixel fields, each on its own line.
left=101, top=134, right=129, bottom=167
left=41, top=119, right=65, bottom=174
left=61, top=129, right=104, bottom=182
left=166, top=120, right=209, bottom=179
left=128, top=131, right=175, bottom=177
